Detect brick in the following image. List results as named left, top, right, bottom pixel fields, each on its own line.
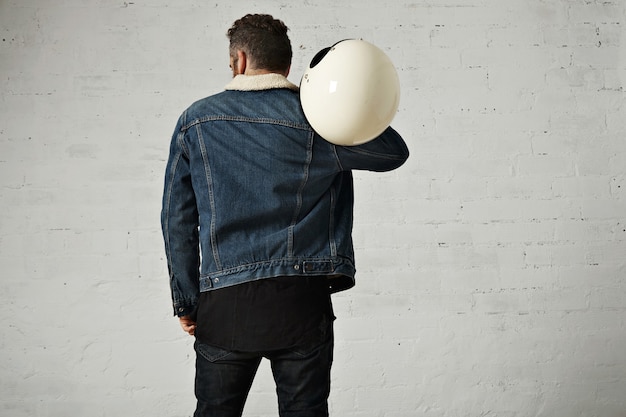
left=2, top=1, right=626, bottom=416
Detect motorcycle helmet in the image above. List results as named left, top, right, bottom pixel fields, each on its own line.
left=300, top=39, right=400, bottom=146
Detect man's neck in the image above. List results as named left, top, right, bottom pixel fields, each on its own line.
left=240, top=67, right=289, bottom=77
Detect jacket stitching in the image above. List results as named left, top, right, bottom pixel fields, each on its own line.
left=328, top=185, right=337, bottom=257
left=195, top=124, right=222, bottom=271
left=288, top=133, right=314, bottom=257
left=344, top=147, right=408, bottom=160
left=181, top=116, right=311, bottom=132
left=202, top=257, right=342, bottom=278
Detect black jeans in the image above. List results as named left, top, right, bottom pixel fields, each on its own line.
left=193, top=330, right=334, bottom=417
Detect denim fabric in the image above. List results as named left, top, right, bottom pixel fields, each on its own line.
left=193, top=330, right=334, bottom=417
left=162, top=74, right=409, bottom=316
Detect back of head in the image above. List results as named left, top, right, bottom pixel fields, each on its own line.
left=227, top=14, right=292, bottom=73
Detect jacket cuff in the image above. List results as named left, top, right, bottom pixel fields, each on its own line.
left=173, top=304, right=196, bottom=318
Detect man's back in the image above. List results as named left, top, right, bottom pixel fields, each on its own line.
left=165, top=74, right=359, bottom=294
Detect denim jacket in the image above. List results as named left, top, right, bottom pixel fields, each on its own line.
left=161, top=73, right=409, bottom=316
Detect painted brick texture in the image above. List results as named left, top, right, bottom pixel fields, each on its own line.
left=1, top=1, right=624, bottom=416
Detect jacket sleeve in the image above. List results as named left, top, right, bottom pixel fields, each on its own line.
left=333, top=126, right=409, bottom=172
left=161, top=115, right=200, bottom=317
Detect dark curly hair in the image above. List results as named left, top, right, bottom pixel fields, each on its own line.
left=227, top=14, right=292, bottom=72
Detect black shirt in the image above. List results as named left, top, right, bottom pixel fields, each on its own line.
left=194, top=276, right=334, bottom=352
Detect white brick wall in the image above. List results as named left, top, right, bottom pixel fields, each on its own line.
left=1, top=1, right=625, bottom=416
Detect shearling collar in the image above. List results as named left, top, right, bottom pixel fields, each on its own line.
left=224, top=73, right=299, bottom=92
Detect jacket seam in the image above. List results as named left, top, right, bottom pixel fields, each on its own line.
left=331, top=144, right=345, bottom=171
left=328, top=184, right=337, bottom=257
left=288, top=132, right=314, bottom=257
left=201, top=257, right=348, bottom=279
left=344, top=147, right=408, bottom=161
left=195, top=124, right=222, bottom=271
left=181, top=115, right=311, bottom=132
left=162, top=150, right=181, bottom=279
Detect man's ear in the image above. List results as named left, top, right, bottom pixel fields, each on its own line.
left=236, top=50, right=247, bottom=75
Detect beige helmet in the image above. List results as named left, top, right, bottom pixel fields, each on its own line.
left=300, top=39, right=400, bottom=146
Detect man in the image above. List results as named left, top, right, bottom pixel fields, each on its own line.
left=161, top=14, right=409, bottom=417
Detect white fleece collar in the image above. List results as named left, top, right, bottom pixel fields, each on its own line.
left=224, top=73, right=299, bottom=92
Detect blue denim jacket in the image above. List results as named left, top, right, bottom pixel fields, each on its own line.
left=161, top=74, right=409, bottom=316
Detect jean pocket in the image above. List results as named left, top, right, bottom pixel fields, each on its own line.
left=195, top=341, right=233, bottom=362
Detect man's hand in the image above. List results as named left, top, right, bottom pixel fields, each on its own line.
left=179, top=315, right=197, bottom=336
